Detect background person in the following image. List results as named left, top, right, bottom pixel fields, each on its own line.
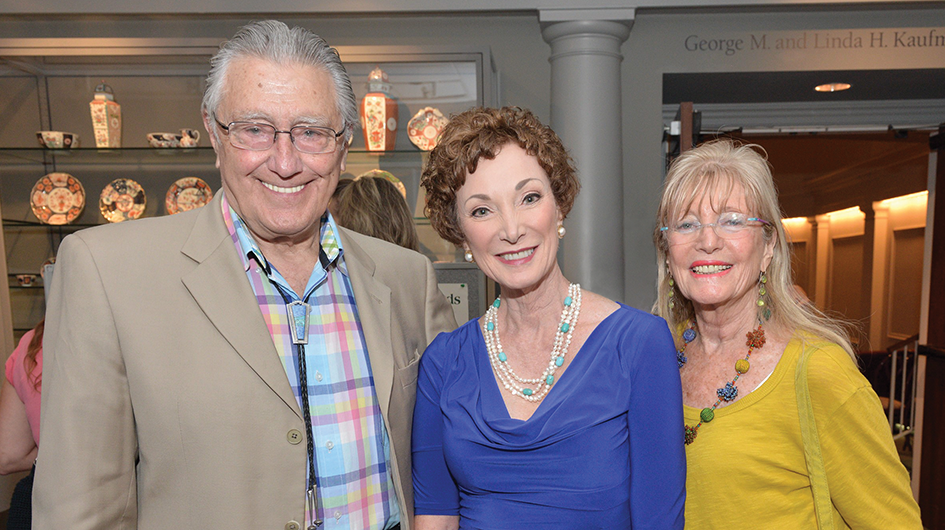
left=331, top=174, right=421, bottom=252
left=412, top=106, right=685, bottom=529
left=34, top=20, right=455, bottom=529
left=0, top=319, right=43, bottom=529
left=653, top=139, right=921, bottom=528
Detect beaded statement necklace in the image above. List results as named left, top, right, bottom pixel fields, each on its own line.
left=677, top=322, right=766, bottom=445
left=484, top=283, right=582, bottom=402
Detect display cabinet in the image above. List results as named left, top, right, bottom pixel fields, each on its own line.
left=0, top=40, right=497, bottom=344
left=0, top=146, right=221, bottom=338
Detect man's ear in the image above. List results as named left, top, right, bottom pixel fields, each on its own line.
left=202, top=110, right=222, bottom=169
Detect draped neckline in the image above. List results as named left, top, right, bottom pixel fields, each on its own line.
left=474, top=303, right=625, bottom=426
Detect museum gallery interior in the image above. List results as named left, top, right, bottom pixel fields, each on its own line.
left=0, top=0, right=942, bottom=527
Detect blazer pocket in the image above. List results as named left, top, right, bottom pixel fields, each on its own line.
left=398, top=349, right=422, bottom=388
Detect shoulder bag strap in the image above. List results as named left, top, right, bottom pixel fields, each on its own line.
left=796, top=346, right=836, bottom=530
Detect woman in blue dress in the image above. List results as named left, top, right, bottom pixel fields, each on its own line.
left=413, top=106, right=685, bottom=530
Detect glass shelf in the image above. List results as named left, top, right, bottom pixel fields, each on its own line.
left=0, top=143, right=430, bottom=171
left=0, top=146, right=217, bottom=166
left=7, top=274, right=45, bottom=289
left=0, top=146, right=429, bottom=167
left=348, top=148, right=430, bottom=155
left=2, top=219, right=95, bottom=228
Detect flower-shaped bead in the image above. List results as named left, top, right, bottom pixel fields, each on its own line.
left=684, top=425, right=698, bottom=445
left=717, top=382, right=738, bottom=402
left=746, top=328, right=766, bottom=349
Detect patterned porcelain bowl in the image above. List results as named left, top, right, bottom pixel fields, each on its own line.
left=37, top=131, right=79, bottom=149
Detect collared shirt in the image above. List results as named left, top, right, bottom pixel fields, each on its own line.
left=221, top=194, right=400, bottom=530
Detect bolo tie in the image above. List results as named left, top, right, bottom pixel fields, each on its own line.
left=273, top=282, right=323, bottom=529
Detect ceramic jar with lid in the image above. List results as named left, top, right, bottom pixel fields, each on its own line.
left=359, top=67, right=398, bottom=152
left=90, top=81, right=122, bottom=148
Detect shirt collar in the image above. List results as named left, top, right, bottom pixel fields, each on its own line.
left=220, top=191, right=346, bottom=276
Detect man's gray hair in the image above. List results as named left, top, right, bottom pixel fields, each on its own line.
left=203, top=20, right=357, bottom=142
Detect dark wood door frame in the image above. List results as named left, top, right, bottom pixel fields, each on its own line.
left=918, top=126, right=944, bottom=529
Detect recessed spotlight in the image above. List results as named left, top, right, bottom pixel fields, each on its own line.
left=814, top=82, right=851, bottom=93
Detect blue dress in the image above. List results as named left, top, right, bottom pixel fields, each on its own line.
left=412, top=304, right=685, bottom=529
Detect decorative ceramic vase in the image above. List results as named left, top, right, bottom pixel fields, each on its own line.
left=359, top=66, right=398, bottom=152
left=89, top=81, right=122, bottom=148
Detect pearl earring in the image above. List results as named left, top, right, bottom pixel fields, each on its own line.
left=464, top=249, right=474, bottom=263
left=557, top=224, right=566, bottom=239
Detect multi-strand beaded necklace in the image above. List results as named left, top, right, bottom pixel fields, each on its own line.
left=483, top=283, right=582, bottom=402
left=678, top=321, right=767, bottom=445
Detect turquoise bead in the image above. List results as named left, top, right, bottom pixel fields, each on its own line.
left=564, top=296, right=572, bottom=306
left=546, top=375, right=554, bottom=385
left=498, top=352, right=507, bottom=362
left=560, top=323, right=570, bottom=332
left=493, top=299, right=501, bottom=308
left=487, top=322, right=494, bottom=331
left=555, top=356, right=564, bottom=366
left=523, top=388, right=533, bottom=396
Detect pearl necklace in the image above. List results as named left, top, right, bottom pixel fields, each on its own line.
left=483, top=283, right=581, bottom=402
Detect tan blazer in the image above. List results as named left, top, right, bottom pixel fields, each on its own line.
left=34, top=192, right=456, bottom=529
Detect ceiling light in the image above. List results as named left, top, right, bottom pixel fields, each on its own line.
left=814, top=82, right=851, bottom=93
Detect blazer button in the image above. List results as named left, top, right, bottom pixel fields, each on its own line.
left=287, top=429, right=303, bottom=445
left=285, top=521, right=301, bottom=530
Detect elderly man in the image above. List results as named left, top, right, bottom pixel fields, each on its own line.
left=34, top=20, right=456, bottom=530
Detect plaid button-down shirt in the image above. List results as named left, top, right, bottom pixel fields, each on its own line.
left=222, top=194, right=400, bottom=529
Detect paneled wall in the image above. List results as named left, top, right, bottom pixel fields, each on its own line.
left=875, top=192, right=929, bottom=347
left=782, top=190, right=929, bottom=352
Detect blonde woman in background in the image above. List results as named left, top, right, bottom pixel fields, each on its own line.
left=331, top=174, right=421, bottom=252
left=653, top=139, right=922, bottom=528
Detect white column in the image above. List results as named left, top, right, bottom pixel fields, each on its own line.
left=814, top=214, right=831, bottom=309
left=541, top=10, right=632, bottom=301
left=869, top=201, right=890, bottom=349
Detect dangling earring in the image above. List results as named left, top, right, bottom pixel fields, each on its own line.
left=667, top=273, right=677, bottom=312
left=557, top=224, right=566, bottom=239
left=757, top=270, right=771, bottom=320
left=464, top=249, right=474, bottom=263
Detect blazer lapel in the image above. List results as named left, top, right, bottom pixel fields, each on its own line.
left=339, top=228, right=395, bottom=411
left=179, top=193, right=302, bottom=420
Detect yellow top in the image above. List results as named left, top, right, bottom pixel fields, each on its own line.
left=683, top=335, right=922, bottom=529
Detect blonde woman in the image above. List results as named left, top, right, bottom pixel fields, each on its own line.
left=654, top=139, right=922, bottom=528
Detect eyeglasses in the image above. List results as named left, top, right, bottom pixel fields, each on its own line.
left=214, top=116, right=344, bottom=154
left=660, top=212, right=770, bottom=238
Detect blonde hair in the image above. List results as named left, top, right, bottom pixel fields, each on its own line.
left=653, top=139, right=856, bottom=360
left=331, top=176, right=420, bottom=252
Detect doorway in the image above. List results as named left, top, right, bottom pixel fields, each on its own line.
left=663, top=69, right=944, bottom=524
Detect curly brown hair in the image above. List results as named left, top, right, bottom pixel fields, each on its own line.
left=420, top=106, right=580, bottom=246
